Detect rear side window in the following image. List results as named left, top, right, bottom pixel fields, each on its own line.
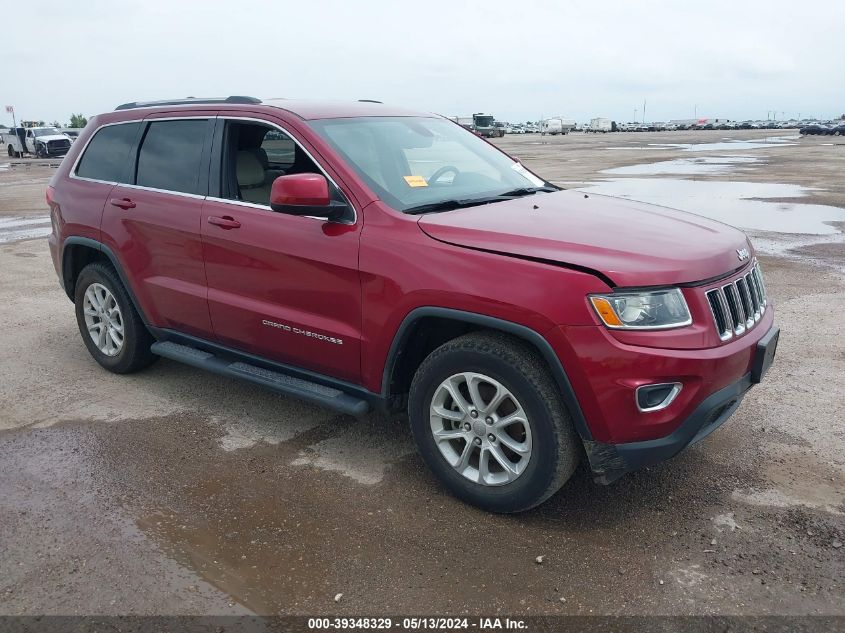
left=75, top=122, right=141, bottom=183
left=135, top=120, right=208, bottom=194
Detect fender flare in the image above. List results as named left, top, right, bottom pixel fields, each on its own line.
left=381, top=307, right=592, bottom=441
left=61, top=236, right=151, bottom=327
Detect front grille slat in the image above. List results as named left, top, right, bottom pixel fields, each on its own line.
left=704, top=260, right=768, bottom=342
left=735, top=278, right=754, bottom=327
left=745, top=273, right=761, bottom=319
left=752, top=263, right=767, bottom=307
left=723, top=283, right=745, bottom=335
left=706, top=288, right=732, bottom=340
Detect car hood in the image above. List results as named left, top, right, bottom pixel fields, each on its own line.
left=416, top=190, right=751, bottom=287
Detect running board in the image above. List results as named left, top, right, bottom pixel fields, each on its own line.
left=150, top=341, right=370, bottom=417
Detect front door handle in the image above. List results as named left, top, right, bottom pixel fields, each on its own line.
left=207, top=215, right=241, bottom=230
left=109, top=197, right=136, bottom=210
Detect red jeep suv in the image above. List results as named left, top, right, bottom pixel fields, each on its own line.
left=47, top=96, right=778, bottom=512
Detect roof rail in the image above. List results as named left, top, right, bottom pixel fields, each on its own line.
left=358, top=99, right=383, bottom=104
left=115, top=96, right=262, bottom=111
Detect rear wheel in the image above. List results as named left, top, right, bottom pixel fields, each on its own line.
left=409, top=332, right=580, bottom=513
left=74, top=262, right=157, bottom=374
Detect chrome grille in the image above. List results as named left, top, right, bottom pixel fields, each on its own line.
left=705, top=262, right=767, bottom=341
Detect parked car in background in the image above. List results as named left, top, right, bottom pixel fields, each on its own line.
left=828, top=123, right=845, bottom=136
left=800, top=124, right=829, bottom=135
left=61, top=128, right=83, bottom=142
left=3, top=126, right=72, bottom=157
left=587, top=118, right=612, bottom=133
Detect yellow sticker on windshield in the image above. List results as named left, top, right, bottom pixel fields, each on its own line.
left=404, top=175, right=428, bottom=187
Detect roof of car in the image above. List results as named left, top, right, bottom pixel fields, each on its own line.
left=110, top=96, right=437, bottom=121
left=261, top=99, right=435, bottom=120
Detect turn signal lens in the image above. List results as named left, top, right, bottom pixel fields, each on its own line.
left=589, top=297, right=623, bottom=326
left=589, top=288, right=692, bottom=330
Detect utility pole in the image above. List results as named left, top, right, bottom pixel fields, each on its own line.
left=694, top=104, right=697, bottom=119
left=643, top=99, right=647, bottom=124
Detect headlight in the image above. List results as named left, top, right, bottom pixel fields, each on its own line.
left=589, top=288, right=691, bottom=329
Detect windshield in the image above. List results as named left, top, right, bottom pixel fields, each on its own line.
left=33, top=128, right=61, bottom=137
left=474, top=116, right=494, bottom=127
left=309, top=116, right=548, bottom=213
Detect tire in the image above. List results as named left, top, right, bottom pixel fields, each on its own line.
left=35, top=144, right=46, bottom=158
left=408, top=331, right=580, bottom=513
left=7, top=145, right=13, bottom=157
left=74, top=262, right=157, bottom=374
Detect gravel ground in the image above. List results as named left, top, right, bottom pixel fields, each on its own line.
left=0, top=130, right=842, bottom=617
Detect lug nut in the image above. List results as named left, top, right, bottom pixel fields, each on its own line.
left=485, top=416, right=493, bottom=424
left=464, top=423, right=472, bottom=431
left=473, top=437, right=482, bottom=446
left=470, top=410, right=478, bottom=418
left=488, top=434, right=496, bottom=442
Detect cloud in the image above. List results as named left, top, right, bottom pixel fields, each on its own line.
left=3, top=0, right=842, bottom=124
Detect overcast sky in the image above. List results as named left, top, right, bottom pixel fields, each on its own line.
left=3, top=0, right=843, bottom=125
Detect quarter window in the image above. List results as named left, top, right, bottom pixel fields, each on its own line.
left=75, top=122, right=141, bottom=183
left=136, top=120, right=208, bottom=194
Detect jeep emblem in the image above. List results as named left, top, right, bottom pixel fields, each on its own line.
left=736, top=248, right=749, bottom=261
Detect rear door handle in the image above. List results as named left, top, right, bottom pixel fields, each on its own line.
left=207, top=215, right=241, bottom=229
left=109, top=197, right=136, bottom=210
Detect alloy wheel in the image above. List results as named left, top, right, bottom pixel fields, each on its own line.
left=429, top=372, right=532, bottom=486
left=82, top=283, right=124, bottom=356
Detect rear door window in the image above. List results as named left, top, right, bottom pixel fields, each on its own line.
left=75, top=122, right=141, bottom=183
left=135, top=120, right=208, bottom=195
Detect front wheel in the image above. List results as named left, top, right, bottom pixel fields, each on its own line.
left=409, top=332, right=580, bottom=513
left=35, top=144, right=46, bottom=158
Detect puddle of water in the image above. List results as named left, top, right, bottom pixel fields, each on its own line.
left=662, top=136, right=798, bottom=152
left=578, top=179, right=845, bottom=235
left=603, top=136, right=798, bottom=152
left=0, top=215, right=51, bottom=243
left=603, top=156, right=759, bottom=176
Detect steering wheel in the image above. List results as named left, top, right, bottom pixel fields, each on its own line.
left=428, top=165, right=460, bottom=185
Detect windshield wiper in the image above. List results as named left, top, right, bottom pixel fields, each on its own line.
left=496, top=185, right=559, bottom=197
left=405, top=198, right=501, bottom=215
left=404, top=186, right=559, bottom=215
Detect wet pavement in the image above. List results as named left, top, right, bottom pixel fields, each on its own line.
left=577, top=178, right=845, bottom=235
left=0, top=131, right=843, bottom=617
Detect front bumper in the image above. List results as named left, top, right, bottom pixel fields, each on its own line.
left=582, top=325, right=779, bottom=483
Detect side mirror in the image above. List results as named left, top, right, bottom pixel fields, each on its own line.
left=270, top=173, right=349, bottom=221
